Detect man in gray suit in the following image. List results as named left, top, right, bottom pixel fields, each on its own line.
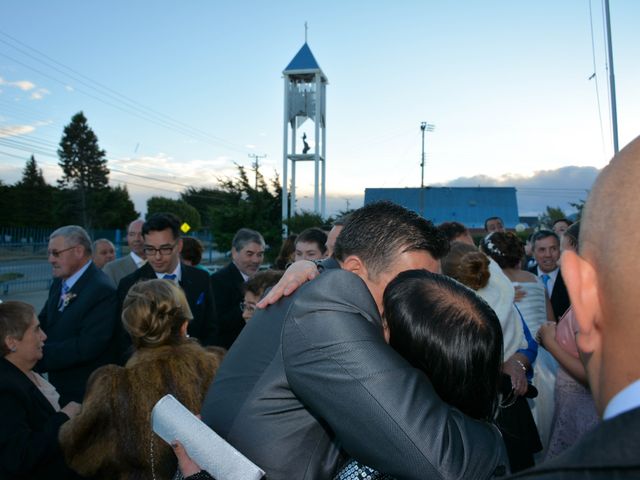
left=102, top=219, right=145, bottom=287
left=202, top=201, right=508, bottom=479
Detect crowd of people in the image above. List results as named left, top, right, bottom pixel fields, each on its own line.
left=2, top=136, right=640, bottom=479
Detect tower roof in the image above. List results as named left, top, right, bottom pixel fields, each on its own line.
left=283, top=43, right=327, bottom=79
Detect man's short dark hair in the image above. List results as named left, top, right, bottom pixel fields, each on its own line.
left=232, top=228, right=265, bottom=251
left=181, top=237, right=204, bottom=265
left=384, top=269, right=503, bottom=421
left=333, top=201, right=449, bottom=279
left=530, top=229, right=559, bottom=247
left=296, top=228, right=327, bottom=255
left=143, top=213, right=181, bottom=239
left=438, top=221, right=469, bottom=243
left=552, top=218, right=573, bottom=228
left=484, top=216, right=503, bottom=231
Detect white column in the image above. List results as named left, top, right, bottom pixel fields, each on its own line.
left=282, top=77, right=289, bottom=236
left=314, top=73, right=321, bottom=214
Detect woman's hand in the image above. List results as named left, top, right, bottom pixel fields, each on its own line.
left=172, top=440, right=202, bottom=478
left=536, top=322, right=557, bottom=349
left=257, top=260, right=319, bottom=308
left=61, top=401, right=81, bottom=418
left=503, top=357, right=528, bottom=396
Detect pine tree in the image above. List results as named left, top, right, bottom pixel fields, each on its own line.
left=58, top=111, right=109, bottom=227
left=14, top=155, right=55, bottom=227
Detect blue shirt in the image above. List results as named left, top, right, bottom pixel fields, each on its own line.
left=603, top=378, right=640, bottom=420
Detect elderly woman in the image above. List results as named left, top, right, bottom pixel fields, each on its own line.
left=59, top=279, right=223, bottom=479
left=0, top=301, right=81, bottom=479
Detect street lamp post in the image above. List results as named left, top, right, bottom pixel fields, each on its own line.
left=420, top=122, right=435, bottom=189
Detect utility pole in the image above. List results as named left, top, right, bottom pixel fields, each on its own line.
left=248, top=153, right=267, bottom=190
left=420, top=122, right=435, bottom=189
left=604, top=0, right=619, bottom=154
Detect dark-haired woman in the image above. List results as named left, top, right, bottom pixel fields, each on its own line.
left=335, top=270, right=504, bottom=479
left=59, top=279, right=222, bottom=479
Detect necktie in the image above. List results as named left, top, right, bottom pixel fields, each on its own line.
left=163, top=274, right=177, bottom=281
left=541, top=274, right=550, bottom=295
left=58, top=282, right=70, bottom=311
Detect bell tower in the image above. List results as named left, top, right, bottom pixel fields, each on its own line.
left=282, top=41, right=328, bottom=231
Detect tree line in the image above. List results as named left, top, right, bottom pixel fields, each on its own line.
left=1, top=112, right=336, bottom=257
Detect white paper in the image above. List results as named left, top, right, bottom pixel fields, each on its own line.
left=151, top=394, right=265, bottom=480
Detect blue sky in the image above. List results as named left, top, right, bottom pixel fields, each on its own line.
left=1, top=1, right=638, bottom=217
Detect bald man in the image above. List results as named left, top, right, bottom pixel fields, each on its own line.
left=512, top=137, right=640, bottom=477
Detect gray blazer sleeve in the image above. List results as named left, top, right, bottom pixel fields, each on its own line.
left=282, top=269, right=508, bottom=480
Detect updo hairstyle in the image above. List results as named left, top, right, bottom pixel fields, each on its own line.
left=122, top=279, right=193, bottom=349
left=480, top=232, right=524, bottom=269
left=441, top=241, right=490, bottom=291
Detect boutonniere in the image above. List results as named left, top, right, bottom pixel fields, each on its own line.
left=61, top=292, right=77, bottom=309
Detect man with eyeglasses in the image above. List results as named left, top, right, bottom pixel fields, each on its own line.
left=102, top=219, right=146, bottom=287
left=116, top=213, right=218, bottom=361
left=37, top=225, right=118, bottom=404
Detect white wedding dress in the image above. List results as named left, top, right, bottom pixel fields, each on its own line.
left=513, top=281, right=559, bottom=454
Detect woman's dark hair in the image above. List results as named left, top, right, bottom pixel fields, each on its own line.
left=0, top=301, right=35, bottom=356
left=273, top=234, right=297, bottom=270
left=441, top=241, right=490, bottom=291
left=181, top=237, right=204, bottom=266
left=480, top=231, right=524, bottom=269
left=438, top=221, right=470, bottom=243
left=384, top=270, right=503, bottom=420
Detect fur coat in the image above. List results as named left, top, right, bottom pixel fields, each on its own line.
left=59, top=340, right=222, bottom=479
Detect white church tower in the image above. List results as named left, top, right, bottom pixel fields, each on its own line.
left=281, top=41, right=328, bottom=232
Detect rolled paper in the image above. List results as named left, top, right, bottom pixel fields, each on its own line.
left=151, top=394, right=265, bottom=480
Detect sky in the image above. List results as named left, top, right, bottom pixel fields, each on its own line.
left=1, top=1, right=638, bottom=218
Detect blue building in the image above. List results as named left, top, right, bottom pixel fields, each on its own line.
left=364, top=187, right=520, bottom=230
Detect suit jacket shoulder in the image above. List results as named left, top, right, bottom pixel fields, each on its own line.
left=510, top=407, right=640, bottom=479
left=103, top=255, right=137, bottom=287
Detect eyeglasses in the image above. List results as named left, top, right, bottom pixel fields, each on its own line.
left=240, top=301, right=256, bottom=315
left=47, top=246, right=77, bottom=258
left=143, top=241, right=177, bottom=256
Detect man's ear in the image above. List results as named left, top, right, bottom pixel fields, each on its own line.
left=561, top=250, right=602, bottom=354
left=341, top=255, right=367, bottom=278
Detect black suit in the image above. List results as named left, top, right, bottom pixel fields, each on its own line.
left=528, top=266, right=570, bottom=320
left=510, top=407, right=640, bottom=479
left=38, top=262, right=118, bottom=404
left=210, top=262, right=245, bottom=349
left=202, top=267, right=508, bottom=479
left=0, top=358, right=80, bottom=479
left=117, top=262, right=218, bottom=355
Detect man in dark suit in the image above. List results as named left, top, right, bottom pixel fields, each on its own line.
left=528, top=230, right=570, bottom=320
left=210, top=228, right=264, bottom=349
left=117, top=213, right=217, bottom=358
left=511, top=138, right=640, bottom=477
left=202, top=202, right=509, bottom=479
left=37, top=225, right=118, bottom=404
left=102, top=219, right=146, bottom=287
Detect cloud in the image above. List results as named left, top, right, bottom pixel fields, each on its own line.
left=0, top=125, right=35, bottom=138
left=435, top=166, right=600, bottom=216
left=30, top=88, right=50, bottom=100
left=65, top=85, right=74, bottom=92
left=0, top=77, right=36, bottom=91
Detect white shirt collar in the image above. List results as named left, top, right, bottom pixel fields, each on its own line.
left=129, top=251, right=145, bottom=267
left=603, top=378, right=640, bottom=420
left=155, top=262, right=182, bottom=282
left=64, top=259, right=92, bottom=290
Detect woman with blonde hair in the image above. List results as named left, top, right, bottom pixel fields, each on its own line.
left=59, top=279, right=223, bottom=479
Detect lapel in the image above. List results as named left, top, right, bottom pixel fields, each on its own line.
left=49, top=262, right=95, bottom=327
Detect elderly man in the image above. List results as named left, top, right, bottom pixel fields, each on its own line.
left=210, top=228, right=265, bottom=349
left=202, top=202, right=508, bottom=479
left=117, top=213, right=217, bottom=357
left=511, top=139, right=640, bottom=477
left=37, top=226, right=117, bottom=404
left=102, top=219, right=146, bottom=287
left=92, top=238, right=115, bottom=269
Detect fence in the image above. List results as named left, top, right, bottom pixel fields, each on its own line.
left=0, top=226, right=225, bottom=295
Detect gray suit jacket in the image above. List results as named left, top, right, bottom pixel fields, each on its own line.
left=102, top=254, right=137, bottom=288
left=202, top=268, right=508, bottom=480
